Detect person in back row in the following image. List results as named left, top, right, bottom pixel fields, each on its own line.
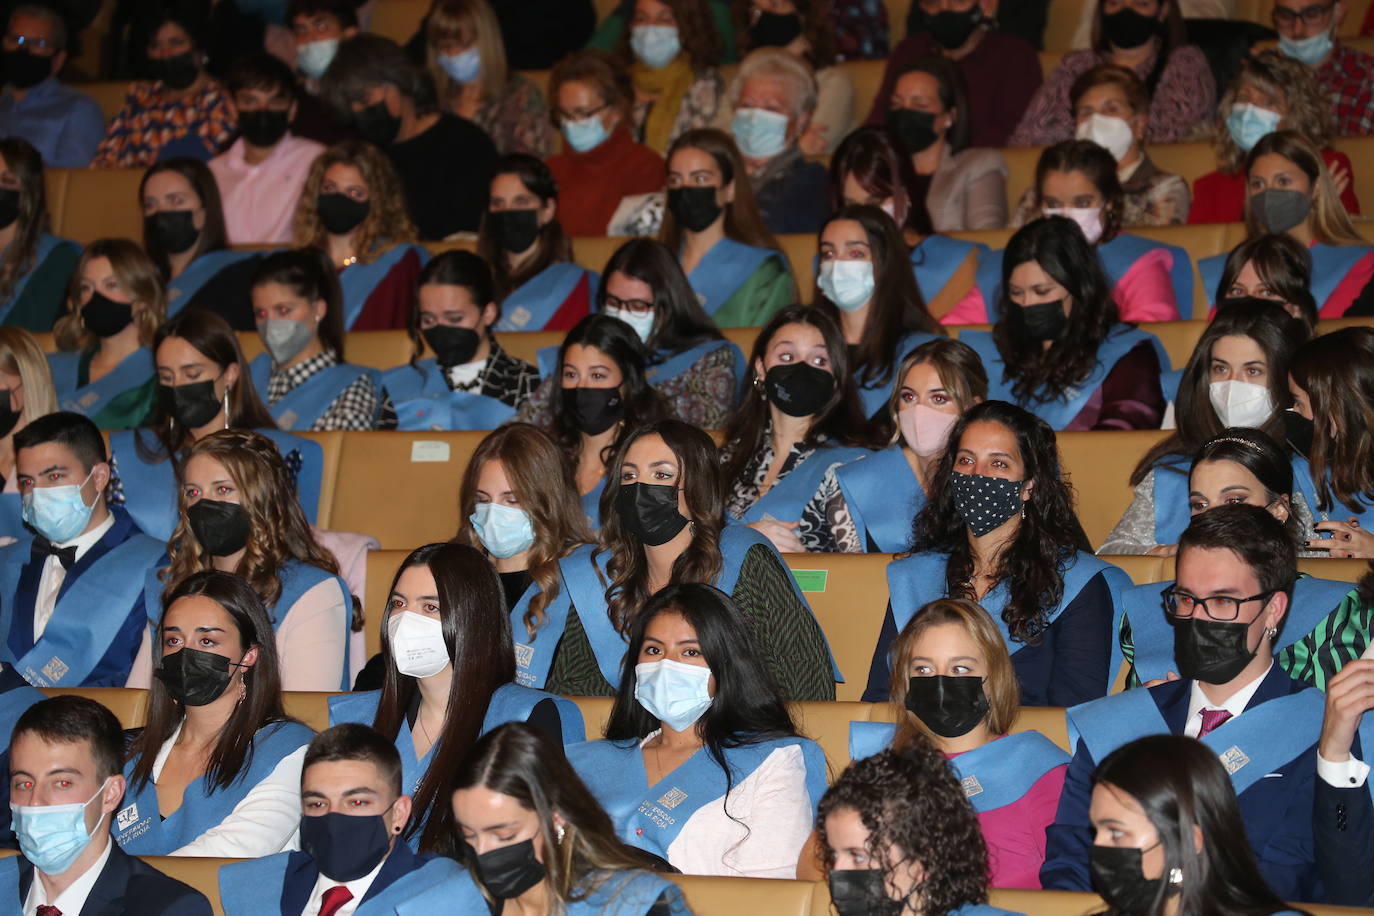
left=0, top=327, right=58, bottom=539
left=0, top=5, right=105, bottom=169
left=0, top=137, right=80, bottom=331
left=287, top=0, right=361, bottom=146
left=1271, top=0, right=1374, bottom=137
left=616, top=0, right=724, bottom=153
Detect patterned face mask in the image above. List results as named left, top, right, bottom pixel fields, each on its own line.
left=950, top=472, right=1025, bottom=537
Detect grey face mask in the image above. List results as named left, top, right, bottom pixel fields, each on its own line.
left=259, top=318, right=315, bottom=365
left=1251, top=188, right=1312, bottom=234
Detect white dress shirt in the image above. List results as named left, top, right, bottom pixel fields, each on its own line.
left=443, top=358, right=485, bottom=391
left=23, top=834, right=112, bottom=915
left=1318, top=642, right=1374, bottom=787
left=299, top=853, right=389, bottom=916
left=34, top=513, right=113, bottom=641
left=1183, top=662, right=1272, bottom=739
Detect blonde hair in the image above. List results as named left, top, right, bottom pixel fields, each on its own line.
left=53, top=238, right=166, bottom=352
left=0, top=327, right=56, bottom=428
left=1215, top=51, right=1334, bottom=174
left=425, top=0, right=508, bottom=109
left=292, top=140, right=417, bottom=267
left=1242, top=130, right=1365, bottom=247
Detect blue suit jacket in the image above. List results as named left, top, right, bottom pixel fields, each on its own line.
left=1313, top=733, right=1374, bottom=907
left=1041, top=665, right=1324, bottom=902
left=279, top=841, right=435, bottom=912
left=16, top=843, right=212, bottom=915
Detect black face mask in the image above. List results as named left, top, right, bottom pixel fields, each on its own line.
left=1090, top=844, right=1167, bottom=915
left=301, top=809, right=396, bottom=882
left=616, top=481, right=689, bottom=547
left=155, top=646, right=240, bottom=706
left=749, top=10, right=803, bottom=47
left=1284, top=409, right=1314, bottom=458
left=887, top=108, right=938, bottom=154
left=237, top=108, right=290, bottom=147
left=423, top=325, right=481, bottom=367
left=1, top=48, right=51, bottom=90
left=1101, top=8, right=1160, bottom=49
left=0, top=187, right=20, bottom=231
left=1019, top=300, right=1068, bottom=341
left=764, top=363, right=834, bottom=418
left=0, top=389, right=18, bottom=439
left=667, top=186, right=722, bottom=233
left=828, top=869, right=904, bottom=916
left=82, top=291, right=134, bottom=338
left=1173, top=615, right=1259, bottom=685
left=355, top=99, right=401, bottom=145
left=153, top=50, right=200, bottom=90
left=158, top=378, right=222, bottom=429
left=316, top=192, right=370, bottom=235
left=924, top=7, right=982, bottom=49
left=568, top=386, right=624, bottom=435
left=904, top=675, right=990, bottom=738
left=487, top=208, right=541, bottom=254
left=469, top=838, right=546, bottom=900
left=146, top=209, right=200, bottom=255
left=187, top=498, right=250, bottom=557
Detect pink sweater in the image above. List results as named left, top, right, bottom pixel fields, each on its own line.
left=946, top=747, right=1068, bottom=889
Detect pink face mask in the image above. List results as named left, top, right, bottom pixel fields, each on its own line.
left=1043, top=206, right=1104, bottom=245
left=899, top=403, right=959, bottom=457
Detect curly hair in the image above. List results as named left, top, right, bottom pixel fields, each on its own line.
left=817, top=742, right=989, bottom=916
left=1214, top=51, right=1333, bottom=175
left=617, top=0, right=721, bottom=71
left=292, top=140, right=417, bottom=265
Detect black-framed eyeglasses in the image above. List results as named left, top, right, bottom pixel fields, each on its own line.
left=1272, top=2, right=1335, bottom=25
left=4, top=34, right=55, bottom=52
left=1161, top=585, right=1275, bottom=622
left=555, top=102, right=609, bottom=123
left=604, top=293, right=654, bottom=315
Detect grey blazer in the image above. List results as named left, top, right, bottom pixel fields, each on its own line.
left=926, top=146, right=1009, bottom=232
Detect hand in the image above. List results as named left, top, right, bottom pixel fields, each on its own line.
left=1142, top=671, right=1180, bottom=688
left=798, top=123, right=828, bottom=156
left=1307, top=518, right=1374, bottom=558
left=747, top=519, right=804, bottom=553
left=1330, top=161, right=1352, bottom=199
left=1145, top=543, right=1178, bottom=558
left=1319, top=658, right=1374, bottom=762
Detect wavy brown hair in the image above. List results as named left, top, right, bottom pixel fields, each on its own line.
left=0, top=138, right=52, bottom=309
left=292, top=140, right=417, bottom=266
left=54, top=239, right=166, bottom=352
left=1242, top=130, right=1364, bottom=247
left=1214, top=51, right=1333, bottom=175
left=660, top=128, right=781, bottom=254
left=1290, top=327, right=1374, bottom=515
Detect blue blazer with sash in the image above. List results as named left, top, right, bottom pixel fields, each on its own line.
left=1313, top=718, right=1374, bottom=907
left=1200, top=243, right=1372, bottom=316
left=1042, top=666, right=1325, bottom=901
left=910, top=235, right=988, bottom=303
left=248, top=353, right=382, bottom=431
left=0, top=842, right=213, bottom=915
left=833, top=445, right=924, bottom=554
left=382, top=359, right=516, bottom=431
left=686, top=237, right=778, bottom=317
left=854, top=332, right=937, bottom=418
left=49, top=347, right=155, bottom=420
left=733, top=444, right=875, bottom=524
left=0, top=507, right=163, bottom=687
left=1292, top=454, right=1374, bottom=531
left=166, top=250, right=260, bottom=318
left=340, top=243, right=428, bottom=329
left=495, top=262, right=598, bottom=331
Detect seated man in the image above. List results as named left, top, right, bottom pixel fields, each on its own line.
left=0, top=695, right=211, bottom=914
left=1313, top=653, right=1374, bottom=906
left=0, top=411, right=164, bottom=687
left=1042, top=504, right=1326, bottom=901
left=0, top=4, right=105, bottom=168
left=287, top=0, right=359, bottom=146
left=218, top=723, right=464, bottom=914
left=1272, top=0, right=1374, bottom=137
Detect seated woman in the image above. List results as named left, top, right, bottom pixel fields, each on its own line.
left=109, top=309, right=325, bottom=540
left=330, top=543, right=583, bottom=851
left=815, top=204, right=941, bottom=420
left=423, top=0, right=554, bottom=156
left=479, top=154, right=597, bottom=332
left=955, top=141, right=1193, bottom=324
left=49, top=239, right=166, bottom=429
left=803, top=338, right=986, bottom=553
left=848, top=599, right=1068, bottom=889
left=0, top=328, right=57, bottom=537
left=886, top=56, right=1007, bottom=232
left=1210, top=233, right=1319, bottom=330
left=617, top=0, right=722, bottom=153
left=292, top=140, right=428, bottom=330
left=248, top=248, right=395, bottom=431
left=114, top=570, right=314, bottom=857
left=567, top=583, right=827, bottom=878
left=382, top=251, right=537, bottom=431
left=1198, top=131, right=1374, bottom=319
left=0, top=138, right=79, bottom=331
left=863, top=400, right=1132, bottom=707
left=539, top=419, right=835, bottom=701
left=961, top=218, right=1168, bottom=431
left=1190, top=51, right=1359, bottom=225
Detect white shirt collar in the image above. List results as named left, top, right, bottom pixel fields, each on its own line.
left=56, top=511, right=114, bottom=556
left=304, top=846, right=391, bottom=915
left=443, top=358, right=486, bottom=388
left=1186, top=661, right=1273, bottom=737
left=25, top=833, right=113, bottom=915
left=1117, top=155, right=1145, bottom=184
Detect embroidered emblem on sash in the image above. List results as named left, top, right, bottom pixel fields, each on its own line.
left=1219, top=746, right=1250, bottom=774
left=78, top=392, right=99, bottom=408
left=279, top=410, right=298, bottom=429
left=960, top=775, right=983, bottom=798
left=508, top=306, right=531, bottom=328
left=169, top=288, right=182, bottom=301
left=116, top=804, right=139, bottom=830
left=514, top=644, right=534, bottom=669
left=41, top=656, right=68, bottom=682
left=657, top=788, right=688, bottom=809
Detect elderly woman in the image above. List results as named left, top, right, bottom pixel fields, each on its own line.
left=728, top=47, right=828, bottom=235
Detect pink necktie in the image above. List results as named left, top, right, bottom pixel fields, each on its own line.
left=1198, top=708, right=1233, bottom=737
left=318, top=885, right=353, bottom=916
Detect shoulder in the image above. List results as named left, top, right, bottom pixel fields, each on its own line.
left=950, top=148, right=1008, bottom=177
left=257, top=719, right=316, bottom=750
left=328, top=689, right=382, bottom=724
left=983, top=31, right=1039, bottom=60
left=123, top=851, right=214, bottom=913
left=565, top=737, right=638, bottom=768
left=1165, top=44, right=1210, bottom=71
left=1053, top=49, right=1100, bottom=74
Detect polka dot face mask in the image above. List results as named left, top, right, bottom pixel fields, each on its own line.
left=950, top=472, right=1025, bottom=538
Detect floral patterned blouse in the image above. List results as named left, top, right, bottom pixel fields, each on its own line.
left=466, top=72, right=554, bottom=158
left=91, top=80, right=236, bottom=168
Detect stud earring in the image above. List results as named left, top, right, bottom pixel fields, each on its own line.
left=555, top=822, right=566, bottom=845
left=1169, top=867, right=1184, bottom=885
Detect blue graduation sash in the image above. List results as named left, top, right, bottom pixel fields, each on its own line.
left=328, top=690, right=435, bottom=798
left=1159, top=367, right=1183, bottom=404
left=0, top=233, right=68, bottom=324
left=565, top=870, right=685, bottom=915
left=339, top=244, right=423, bottom=330
left=382, top=359, right=516, bottom=431
left=1149, top=455, right=1192, bottom=547
left=582, top=478, right=605, bottom=531
left=1067, top=686, right=1323, bottom=796
left=50, top=347, right=154, bottom=418
left=390, top=867, right=517, bottom=915
left=166, top=249, right=259, bottom=317
left=249, top=353, right=379, bottom=431
left=220, top=852, right=466, bottom=916
left=1291, top=453, right=1374, bottom=528
left=566, top=735, right=828, bottom=856
left=855, top=332, right=937, bottom=418
left=0, top=492, right=21, bottom=540
left=0, top=857, right=18, bottom=909
left=496, top=262, right=595, bottom=331
left=735, top=445, right=874, bottom=523
left=1201, top=245, right=1373, bottom=314
left=646, top=339, right=744, bottom=391
left=535, top=344, right=559, bottom=381
left=686, top=237, right=775, bottom=316
left=113, top=720, right=314, bottom=854
left=833, top=445, right=924, bottom=554
left=0, top=684, right=44, bottom=750
left=909, top=235, right=988, bottom=302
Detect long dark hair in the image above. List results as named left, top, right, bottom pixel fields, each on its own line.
left=598, top=238, right=722, bottom=358
left=660, top=128, right=781, bottom=254
left=1290, top=326, right=1374, bottom=514
left=407, top=250, right=496, bottom=363
left=827, top=126, right=934, bottom=236
left=0, top=138, right=52, bottom=308
left=479, top=154, right=574, bottom=300
left=992, top=216, right=1119, bottom=405
left=1214, top=234, right=1318, bottom=331
left=894, top=56, right=972, bottom=153
left=1189, top=428, right=1302, bottom=546
left=140, top=158, right=229, bottom=277
left=1089, top=0, right=1185, bottom=96
left=912, top=400, right=1091, bottom=645
left=1029, top=140, right=1125, bottom=244
left=371, top=543, right=516, bottom=852
left=249, top=247, right=346, bottom=357
left=128, top=570, right=292, bottom=792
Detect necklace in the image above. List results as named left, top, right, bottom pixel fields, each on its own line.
left=339, top=255, right=358, bottom=268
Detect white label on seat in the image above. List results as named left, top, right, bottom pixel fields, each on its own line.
left=410, top=440, right=451, bottom=463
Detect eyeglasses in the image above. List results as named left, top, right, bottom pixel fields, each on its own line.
left=1272, top=2, right=1335, bottom=25
left=555, top=102, right=609, bottom=122
left=604, top=293, right=654, bottom=315
left=1161, top=585, right=1274, bottom=622
left=3, top=34, right=55, bottom=52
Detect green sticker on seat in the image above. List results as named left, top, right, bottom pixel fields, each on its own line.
left=791, top=569, right=828, bottom=593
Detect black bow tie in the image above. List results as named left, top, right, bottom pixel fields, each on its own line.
left=30, top=537, right=76, bottom=570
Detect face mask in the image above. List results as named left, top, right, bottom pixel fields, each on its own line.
left=1090, top=844, right=1166, bottom=915
left=159, top=379, right=222, bottom=429
left=1019, top=299, right=1067, bottom=341
left=82, top=291, right=134, bottom=338
left=616, top=482, right=689, bottom=546
left=300, top=808, right=395, bottom=882
left=296, top=38, right=339, bottom=80
left=423, top=325, right=481, bottom=367
left=904, top=674, right=989, bottom=738
left=1101, top=7, right=1160, bottom=48
left=1207, top=379, right=1274, bottom=429
left=155, top=646, right=240, bottom=706
left=470, top=502, right=535, bottom=559
left=487, top=208, right=541, bottom=254
left=0, top=187, right=19, bottom=231
left=764, top=363, right=835, bottom=418
left=731, top=107, right=789, bottom=159
left=11, top=778, right=111, bottom=876
left=635, top=658, right=713, bottom=731
left=469, top=838, right=546, bottom=900
left=22, top=468, right=95, bottom=543
left=925, top=6, right=982, bottom=49
left=630, top=24, right=681, bottom=69
left=154, top=50, right=199, bottom=90
left=828, top=869, right=904, bottom=916
left=316, top=192, right=370, bottom=235
left=900, top=404, right=958, bottom=458
left=951, top=472, right=1023, bottom=538
left=1284, top=409, right=1314, bottom=457
left=259, top=318, right=315, bottom=365
left=569, top=386, right=624, bottom=435
left=2, top=48, right=51, bottom=90
left=562, top=114, right=610, bottom=153
left=818, top=260, right=875, bottom=312
left=667, top=186, right=722, bottom=233
left=603, top=305, right=656, bottom=343
left=1279, top=28, right=1333, bottom=66
left=1076, top=113, right=1134, bottom=161
left=355, top=99, right=401, bottom=145
left=0, top=389, right=19, bottom=439
left=388, top=611, right=450, bottom=679
left=439, top=47, right=481, bottom=84
left=238, top=108, right=290, bottom=147
left=1173, top=615, right=1258, bottom=684
left=887, top=107, right=938, bottom=153
left=187, top=498, right=249, bottom=557
left=1044, top=206, right=1103, bottom=245
left=1250, top=188, right=1311, bottom=234
left=1226, top=103, right=1280, bottom=153
left=145, top=210, right=199, bottom=255
left=749, top=10, right=802, bottom=47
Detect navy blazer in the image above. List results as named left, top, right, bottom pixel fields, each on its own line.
left=280, top=839, right=435, bottom=912
left=17, top=842, right=211, bottom=915
left=1041, top=665, right=1324, bottom=902
left=1313, top=732, right=1374, bottom=907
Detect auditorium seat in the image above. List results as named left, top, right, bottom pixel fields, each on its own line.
left=141, top=856, right=230, bottom=915
left=1057, top=429, right=1171, bottom=549
left=363, top=548, right=409, bottom=659
left=988, top=888, right=1105, bottom=915
left=781, top=552, right=892, bottom=701
left=292, top=430, right=345, bottom=529
left=569, top=695, right=614, bottom=739
left=1105, top=553, right=1169, bottom=585
left=792, top=700, right=877, bottom=775
left=38, top=686, right=146, bottom=726
left=672, top=874, right=817, bottom=916
left=369, top=0, right=428, bottom=44
left=80, top=80, right=130, bottom=124
left=495, top=329, right=561, bottom=366
left=1158, top=555, right=1369, bottom=586
left=56, top=168, right=143, bottom=245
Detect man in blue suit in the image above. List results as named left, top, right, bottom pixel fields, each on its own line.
left=1042, top=504, right=1326, bottom=901
left=0, top=695, right=212, bottom=914
left=1313, top=654, right=1374, bottom=906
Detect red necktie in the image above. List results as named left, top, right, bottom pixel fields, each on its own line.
left=37, top=906, right=61, bottom=916
left=1198, top=708, right=1233, bottom=737
left=318, top=885, right=353, bottom=916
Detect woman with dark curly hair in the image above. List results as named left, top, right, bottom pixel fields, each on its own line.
left=617, top=0, right=723, bottom=153
left=863, top=401, right=1132, bottom=707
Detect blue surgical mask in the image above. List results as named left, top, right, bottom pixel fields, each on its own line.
left=439, top=47, right=482, bottom=84
left=731, top=107, right=789, bottom=159
left=12, top=777, right=110, bottom=876
left=562, top=114, right=610, bottom=153
left=630, top=24, right=681, bottom=69
left=603, top=304, right=656, bottom=343
left=22, top=468, right=96, bottom=544
left=818, top=260, right=875, bottom=312
left=635, top=658, right=713, bottom=732
left=1279, top=28, right=1333, bottom=66
left=470, top=502, right=535, bottom=559
left=1226, top=103, right=1281, bottom=152
left=296, top=38, right=339, bottom=80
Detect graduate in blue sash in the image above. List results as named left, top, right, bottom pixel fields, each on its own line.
left=722, top=305, right=878, bottom=553
left=140, top=158, right=261, bottom=329
left=248, top=248, right=396, bottom=430
left=0, top=412, right=163, bottom=687
left=960, top=217, right=1167, bottom=431
left=219, top=724, right=465, bottom=916
left=661, top=128, right=793, bottom=328
left=863, top=401, right=1131, bottom=707
left=803, top=338, right=986, bottom=553
left=116, top=570, right=315, bottom=857
left=1312, top=654, right=1374, bottom=907
left=329, top=543, right=583, bottom=851
left=481, top=154, right=597, bottom=333
left=443, top=722, right=688, bottom=915
left=0, top=328, right=58, bottom=540
left=568, top=583, right=828, bottom=877
left=0, top=138, right=80, bottom=332
left=48, top=239, right=165, bottom=430
left=1042, top=505, right=1326, bottom=901
left=382, top=251, right=537, bottom=431
left=1207, top=233, right=1318, bottom=330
